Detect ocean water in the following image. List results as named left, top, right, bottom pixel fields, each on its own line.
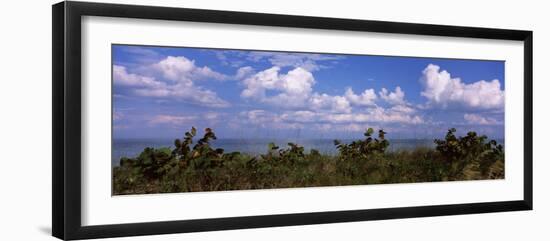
left=111, top=138, right=441, bottom=167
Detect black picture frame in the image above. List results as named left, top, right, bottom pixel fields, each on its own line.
left=52, top=1, right=533, bottom=240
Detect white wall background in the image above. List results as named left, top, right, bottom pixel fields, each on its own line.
left=0, top=0, right=547, bottom=240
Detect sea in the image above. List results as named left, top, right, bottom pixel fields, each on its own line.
left=112, top=138, right=444, bottom=167
left=112, top=138, right=505, bottom=167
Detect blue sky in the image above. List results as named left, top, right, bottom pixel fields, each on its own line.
left=112, top=44, right=505, bottom=140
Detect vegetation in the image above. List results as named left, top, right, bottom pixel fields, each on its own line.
left=113, top=127, right=504, bottom=195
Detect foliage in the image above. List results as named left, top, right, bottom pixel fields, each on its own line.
left=113, top=127, right=505, bottom=195
left=433, top=128, right=504, bottom=180
left=334, top=128, right=389, bottom=159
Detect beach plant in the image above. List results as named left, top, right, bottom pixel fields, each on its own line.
left=260, top=142, right=279, bottom=162
left=113, top=126, right=505, bottom=195
left=434, top=128, right=504, bottom=180
left=334, top=128, right=390, bottom=160
left=279, top=142, right=306, bottom=163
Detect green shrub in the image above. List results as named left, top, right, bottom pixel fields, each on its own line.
left=434, top=128, right=504, bottom=180
left=113, top=127, right=505, bottom=195
left=334, top=128, right=389, bottom=160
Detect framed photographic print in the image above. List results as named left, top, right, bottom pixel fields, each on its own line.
left=52, top=1, right=533, bottom=240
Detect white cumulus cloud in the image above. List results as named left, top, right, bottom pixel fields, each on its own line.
left=113, top=56, right=230, bottom=108
left=113, top=65, right=164, bottom=88
left=251, top=106, right=423, bottom=127
left=241, top=66, right=316, bottom=108
left=379, top=86, right=406, bottom=105
left=344, top=88, right=377, bottom=106
left=420, top=64, right=504, bottom=110
left=463, top=113, right=501, bottom=125
left=149, top=113, right=227, bottom=126
left=133, top=83, right=230, bottom=108
left=309, top=93, right=352, bottom=113
left=149, top=115, right=197, bottom=126
left=241, top=66, right=390, bottom=113
left=246, top=52, right=344, bottom=72
left=153, top=56, right=227, bottom=83
left=234, top=66, right=255, bottom=80
left=319, top=107, right=423, bottom=125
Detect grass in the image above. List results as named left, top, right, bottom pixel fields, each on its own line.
left=112, top=127, right=504, bottom=195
